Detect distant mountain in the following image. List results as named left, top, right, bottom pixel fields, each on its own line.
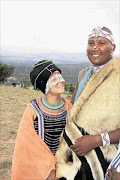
left=6, top=63, right=90, bottom=86
left=0, top=52, right=89, bottom=65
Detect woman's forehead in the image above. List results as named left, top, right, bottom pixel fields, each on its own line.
left=51, top=71, right=61, bottom=76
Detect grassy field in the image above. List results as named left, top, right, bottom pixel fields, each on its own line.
left=0, top=85, right=72, bottom=180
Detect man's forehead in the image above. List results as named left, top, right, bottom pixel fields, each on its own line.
left=88, top=36, right=111, bottom=43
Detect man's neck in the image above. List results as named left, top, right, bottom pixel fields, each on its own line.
left=92, top=58, right=113, bottom=70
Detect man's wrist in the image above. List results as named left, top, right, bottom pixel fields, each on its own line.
left=94, top=135, right=103, bottom=147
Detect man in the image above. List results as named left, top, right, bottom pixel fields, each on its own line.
left=55, top=27, right=120, bottom=180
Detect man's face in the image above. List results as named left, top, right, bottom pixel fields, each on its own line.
left=87, top=36, right=115, bottom=66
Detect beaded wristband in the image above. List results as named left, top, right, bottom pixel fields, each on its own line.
left=101, top=132, right=110, bottom=146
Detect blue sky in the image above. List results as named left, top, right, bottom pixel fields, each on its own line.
left=1, top=0, right=120, bottom=55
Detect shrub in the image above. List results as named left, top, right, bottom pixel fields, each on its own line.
left=0, top=61, right=14, bottom=84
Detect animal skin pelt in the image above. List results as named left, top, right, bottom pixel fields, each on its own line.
left=56, top=58, right=120, bottom=180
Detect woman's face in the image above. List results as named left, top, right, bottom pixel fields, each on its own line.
left=45, top=72, right=65, bottom=95
left=48, top=81, right=65, bottom=95
left=87, top=36, right=115, bottom=66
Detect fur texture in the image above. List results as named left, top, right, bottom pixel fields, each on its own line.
left=56, top=58, right=120, bottom=180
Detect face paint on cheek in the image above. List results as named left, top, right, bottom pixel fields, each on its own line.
left=45, top=73, right=60, bottom=94
left=51, top=75, right=59, bottom=86
left=57, top=74, right=65, bottom=83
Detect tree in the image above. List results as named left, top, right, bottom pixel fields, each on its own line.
left=20, top=76, right=29, bottom=88
left=0, top=61, right=14, bottom=84
left=69, top=83, right=75, bottom=94
left=65, top=83, right=75, bottom=94
left=65, top=83, right=70, bottom=92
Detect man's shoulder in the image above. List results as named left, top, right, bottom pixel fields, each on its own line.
left=111, top=57, right=120, bottom=69
left=105, top=57, right=120, bottom=72
left=80, top=66, right=90, bottom=74
left=78, top=66, right=91, bottom=83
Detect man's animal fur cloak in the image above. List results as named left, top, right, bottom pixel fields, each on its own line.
left=56, top=58, right=120, bottom=180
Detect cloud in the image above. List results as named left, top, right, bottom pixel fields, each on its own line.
left=1, top=1, right=120, bottom=55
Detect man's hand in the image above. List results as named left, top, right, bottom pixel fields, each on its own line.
left=106, top=166, right=120, bottom=180
left=70, top=135, right=102, bottom=156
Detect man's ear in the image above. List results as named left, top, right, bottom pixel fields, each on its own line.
left=112, top=44, right=116, bottom=52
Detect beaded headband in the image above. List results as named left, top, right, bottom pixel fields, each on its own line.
left=88, top=26, right=114, bottom=43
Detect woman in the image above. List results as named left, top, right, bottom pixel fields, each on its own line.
left=11, top=60, right=72, bottom=180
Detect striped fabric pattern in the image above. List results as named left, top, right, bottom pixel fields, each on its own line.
left=105, top=141, right=120, bottom=179
left=44, top=114, right=66, bottom=155
left=78, top=66, right=101, bottom=96
left=30, top=99, right=44, bottom=140
left=74, top=65, right=93, bottom=104
left=32, top=97, right=67, bottom=155
left=39, top=97, right=66, bottom=117
left=78, top=66, right=95, bottom=96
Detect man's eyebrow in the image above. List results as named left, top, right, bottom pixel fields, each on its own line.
left=88, top=39, right=94, bottom=42
left=97, top=39, right=106, bottom=42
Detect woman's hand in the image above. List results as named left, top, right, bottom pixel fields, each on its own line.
left=70, top=135, right=102, bottom=156
left=106, top=166, right=120, bottom=180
